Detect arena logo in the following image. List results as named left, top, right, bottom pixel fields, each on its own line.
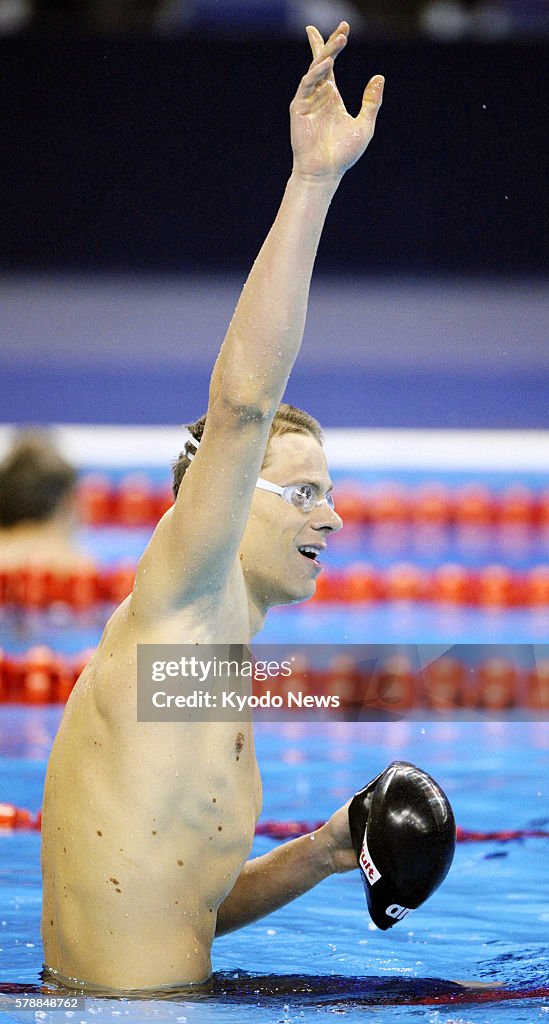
left=385, top=904, right=412, bottom=921
left=359, top=832, right=381, bottom=885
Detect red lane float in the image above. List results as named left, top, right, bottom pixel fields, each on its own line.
left=75, top=474, right=549, bottom=530
left=1, top=805, right=548, bottom=841
left=1, top=561, right=548, bottom=609
left=78, top=473, right=172, bottom=527
left=1, top=650, right=548, bottom=710
left=0, top=647, right=94, bottom=704
left=309, top=563, right=549, bottom=607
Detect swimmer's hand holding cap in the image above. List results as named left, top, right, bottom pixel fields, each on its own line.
left=348, top=761, right=456, bottom=930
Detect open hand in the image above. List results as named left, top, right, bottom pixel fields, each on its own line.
left=290, top=22, right=384, bottom=183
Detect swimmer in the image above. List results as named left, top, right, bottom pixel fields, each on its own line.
left=0, top=430, right=89, bottom=573
left=41, top=23, right=454, bottom=992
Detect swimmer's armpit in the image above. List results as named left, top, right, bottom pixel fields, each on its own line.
left=215, top=830, right=331, bottom=935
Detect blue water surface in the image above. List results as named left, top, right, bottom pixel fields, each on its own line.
left=1, top=466, right=548, bottom=1021
left=0, top=710, right=548, bottom=1024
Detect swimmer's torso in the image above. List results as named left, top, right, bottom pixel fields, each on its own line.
left=41, top=566, right=262, bottom=991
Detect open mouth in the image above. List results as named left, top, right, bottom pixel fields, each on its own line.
left=298, top=545, right=322, bottom=567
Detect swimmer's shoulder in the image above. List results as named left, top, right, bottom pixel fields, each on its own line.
left=128, top=502, right=249, bottom=625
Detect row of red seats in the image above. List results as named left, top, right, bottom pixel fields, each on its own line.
left=78, top=474, right=549, bottom=529
left=1, top=562, right=549, bottom=610
left=0, top=647, right=547, bottom=709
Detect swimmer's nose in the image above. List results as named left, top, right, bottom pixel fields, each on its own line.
left=313, top=503, right=343, bottom=533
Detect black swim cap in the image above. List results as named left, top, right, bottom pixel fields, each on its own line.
left=348, top=761, right=456, bottom=930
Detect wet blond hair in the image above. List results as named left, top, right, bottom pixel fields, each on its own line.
left=172, top=403, right=323, bottom=499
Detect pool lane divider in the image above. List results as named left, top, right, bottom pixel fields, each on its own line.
left=1, top=562, right=549, bottom=608
left=3, top=649, right=548, bottom=709
left=1, top=805, right=548, bottom=842
left=74, top=473, right=549, bottom=530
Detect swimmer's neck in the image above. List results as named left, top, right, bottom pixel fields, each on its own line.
left=0, top=507, right=76, bottom=543
left=247, top=587, right=306, bottom=638
left=247, top=593, right=268, bottom=638
left=0, top=494, right=78, bottom=541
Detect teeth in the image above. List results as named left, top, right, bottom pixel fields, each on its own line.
left=299, top=546, right=320, bottom=557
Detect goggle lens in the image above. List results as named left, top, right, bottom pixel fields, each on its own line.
left=286, top=484, right=334, bottom=513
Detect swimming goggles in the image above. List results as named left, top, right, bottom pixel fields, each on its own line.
left=255, top=478, right=335, bottom=513
left=184, top=432, right=335, bottom=514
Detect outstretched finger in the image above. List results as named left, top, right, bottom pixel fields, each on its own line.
left=306, top=21, right=349, bottom=64
left=306, top=24, right=324, bottom=60
left=299, top=55, right=335, bottom=98
left=358, top=75, right=385, bottom=130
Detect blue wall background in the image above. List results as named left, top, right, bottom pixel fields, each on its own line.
left=0, top=34, right=547, bottom=427
left=1, top=275, right=547, bottom=427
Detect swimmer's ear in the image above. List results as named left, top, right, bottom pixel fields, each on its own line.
left=348, top=761, right=456, bottom=930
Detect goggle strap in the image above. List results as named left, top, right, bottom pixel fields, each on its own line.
left=182, top=428, right=199, bottom=461
left=255, top=478, right=284, bottom=497
left=183, top=438, right=281, bottom=496
left=181, top=431, right=331, bottom=509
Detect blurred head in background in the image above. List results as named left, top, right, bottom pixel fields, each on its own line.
left=0, top=430, right=84, bottom=570
left=0, top=431, right=77, bottom=528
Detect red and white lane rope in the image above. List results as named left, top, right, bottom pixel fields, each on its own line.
left=0, top=804, right=547, bottom=842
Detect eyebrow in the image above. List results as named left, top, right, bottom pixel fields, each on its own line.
left=287, top=478, right=334, bottom=494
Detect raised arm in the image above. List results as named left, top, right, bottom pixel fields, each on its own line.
left=137, top=24, right=384, bottom=611
left=207, top=23, right=384, bottom=415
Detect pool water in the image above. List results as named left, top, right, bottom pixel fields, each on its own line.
left=0, top=709, right=548, bottom=1023
left=1, top=461, right=548, bottom=1021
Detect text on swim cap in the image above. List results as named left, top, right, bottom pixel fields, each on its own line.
left=359, top=830, right=381, bottom=885
left=385, top=904, right=412, bottom=921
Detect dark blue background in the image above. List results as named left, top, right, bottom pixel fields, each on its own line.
left=1, top=35, right=547, bottom=274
